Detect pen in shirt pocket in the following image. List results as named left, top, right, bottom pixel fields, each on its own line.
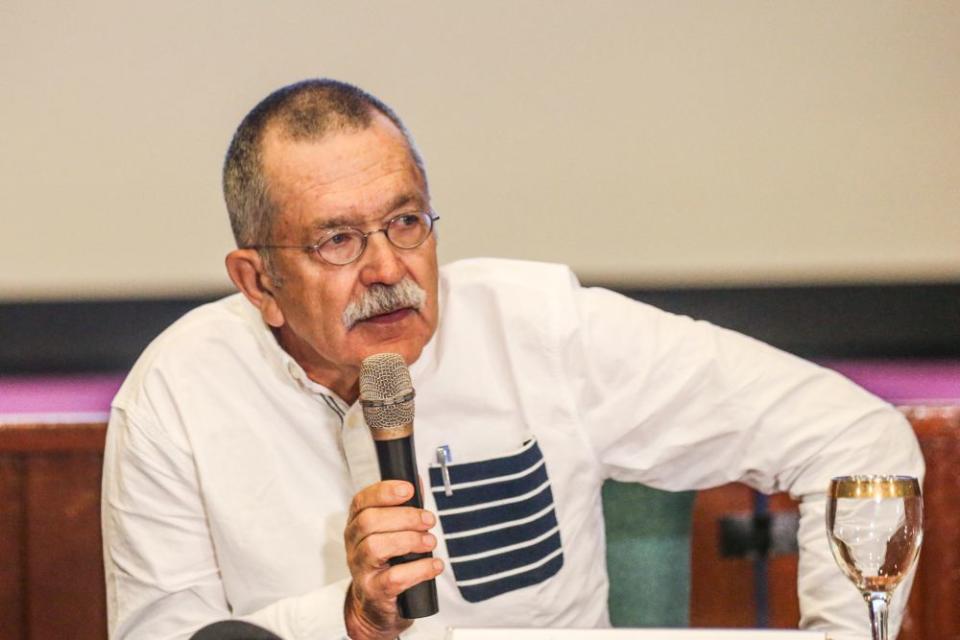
left=436, top=445, right=453, bottom=496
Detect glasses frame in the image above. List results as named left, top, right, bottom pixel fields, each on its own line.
left=247, top=211, right=440, bottom=266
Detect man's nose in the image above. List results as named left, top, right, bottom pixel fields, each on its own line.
left=358, top=231, right=404, bottom=285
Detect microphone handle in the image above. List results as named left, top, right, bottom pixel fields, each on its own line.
left=374, top=436, right=439, bottom=619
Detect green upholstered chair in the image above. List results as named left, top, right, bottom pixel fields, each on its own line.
left=602, top=481, right=697, bottom=628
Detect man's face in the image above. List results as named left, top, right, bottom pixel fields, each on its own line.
left=256, top=114, right=439, bottom=395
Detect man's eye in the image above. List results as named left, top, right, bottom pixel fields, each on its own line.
left=327, top=232, right=350, bottom=245
left=397, top=214, right=420, bottom=227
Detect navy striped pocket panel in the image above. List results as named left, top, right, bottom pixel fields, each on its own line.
left=428, top=439, right=564, bottom=602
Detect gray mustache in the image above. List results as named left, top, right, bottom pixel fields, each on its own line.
left=342, top=278, right=427, bottom=329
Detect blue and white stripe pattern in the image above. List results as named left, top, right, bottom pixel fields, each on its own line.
left=428, top=439, right=563, bottom=602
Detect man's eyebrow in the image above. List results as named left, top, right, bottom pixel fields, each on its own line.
left=308, top=194, right=427, bottom=233
left=384, top=193, right=422, bottom=213
left=310, top=215, right=356, bottom=232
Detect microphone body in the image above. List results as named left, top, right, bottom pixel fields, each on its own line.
left=360, top=353, right=439, bottom=619
left=373, top=437, right=437, bottom=618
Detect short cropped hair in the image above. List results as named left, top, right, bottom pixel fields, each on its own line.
left=222, top=79, right=426, bottom=248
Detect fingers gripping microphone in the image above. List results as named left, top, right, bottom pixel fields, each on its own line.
left=359, top=353, right=439, bottom=619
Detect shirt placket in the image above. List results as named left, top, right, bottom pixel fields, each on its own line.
left=338, top=399, right=380, bottom=492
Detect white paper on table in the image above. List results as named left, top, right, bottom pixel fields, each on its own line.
left=445, top=629, right=825, bottom=640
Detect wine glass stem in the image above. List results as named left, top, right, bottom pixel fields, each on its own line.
left=865, top=591, right=890, bottom=640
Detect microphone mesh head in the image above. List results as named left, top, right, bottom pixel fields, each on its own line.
left=359, top=352, right=415, bottom=429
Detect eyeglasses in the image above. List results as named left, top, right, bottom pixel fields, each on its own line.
left=248, top=211, right=439, bottom=266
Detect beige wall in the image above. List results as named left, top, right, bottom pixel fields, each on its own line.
left=2, top=1, right=958, bottom=299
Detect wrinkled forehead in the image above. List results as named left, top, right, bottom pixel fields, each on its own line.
left=260, top=115, right=428, bottom=230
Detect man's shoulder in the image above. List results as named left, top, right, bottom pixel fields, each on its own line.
left=141, top=292, right=254, bottom=354
left=436, top=259, right=583, bottom=341
left=440, top=258, right=578, bottom=294
left=113, top=293, right=261, bottom=409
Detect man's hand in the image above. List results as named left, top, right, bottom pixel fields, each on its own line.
left=343, top=480, right=443, bottom=640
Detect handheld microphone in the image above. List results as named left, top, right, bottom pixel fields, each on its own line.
left=359, top=352, right=439, bottom=619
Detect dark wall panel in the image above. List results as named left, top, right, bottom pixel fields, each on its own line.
left=1, top=296, right=222, bottom=373
left=2, top=282, right=959, bottom=374
left=625, top=282, right=960, bottom=358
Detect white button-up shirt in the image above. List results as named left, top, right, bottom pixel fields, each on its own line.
left=102, top=258, right=923, bottom=640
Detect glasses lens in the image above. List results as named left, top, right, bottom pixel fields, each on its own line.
left=318, top=230, right=364, bottom=265
left=387, top=213, right=432, bottom=249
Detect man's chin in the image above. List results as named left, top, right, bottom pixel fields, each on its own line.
left=354, top=339, right=423, bottom=367
left=349, top=312, right=433, bottom=365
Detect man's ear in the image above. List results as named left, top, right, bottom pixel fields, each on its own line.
left=225, top=249, right=285, bottom=328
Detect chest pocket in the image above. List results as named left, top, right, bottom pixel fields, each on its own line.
left=427, top=438, right=564, bottom=603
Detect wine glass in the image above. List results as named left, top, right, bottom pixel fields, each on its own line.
left=826, top=475, right=923, bottom=640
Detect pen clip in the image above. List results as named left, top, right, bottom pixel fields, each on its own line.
left=436, top=445, right=453, bottom=497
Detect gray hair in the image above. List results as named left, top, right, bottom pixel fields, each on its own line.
left=222, top=79, right=427, bottom=257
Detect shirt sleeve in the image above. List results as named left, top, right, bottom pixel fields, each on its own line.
left=102, top=406, right=351, bottom=640
left=562, top=283, right=925, bottom=639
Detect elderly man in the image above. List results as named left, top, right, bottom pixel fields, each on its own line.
left=101, top=79, right=923, bottom=640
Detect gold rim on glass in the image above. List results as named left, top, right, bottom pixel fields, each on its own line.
left=828, top=475, right=921, bottom=499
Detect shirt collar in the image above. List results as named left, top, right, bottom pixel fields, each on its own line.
left=236, top=297, right=340, bottom=401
